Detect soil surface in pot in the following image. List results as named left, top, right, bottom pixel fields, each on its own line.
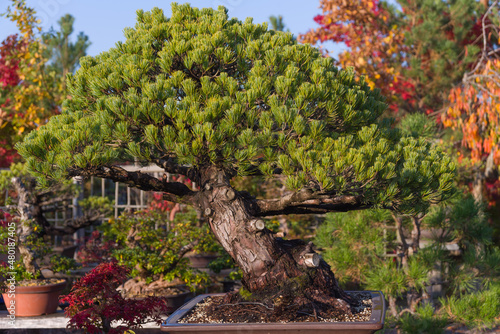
left=17, top=278, right=65, bottom=287
left=179, top=291, right=372, bottom=324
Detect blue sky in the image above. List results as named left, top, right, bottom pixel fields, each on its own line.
left=0, top=0, right=346, bottom=57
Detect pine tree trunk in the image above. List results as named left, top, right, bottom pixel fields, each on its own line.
left=471, top=148, right=499, bottom=206
left=11, top=177, right=40, bottom=276
left=410, top=216, right=421, bottom=255
left=393, top=214, right=409, bottom=269
left=197, top=167, right=351, bottom=312
left=388, top=296, right=398, bottom=318
left=472, top=169, right=484, bottom=205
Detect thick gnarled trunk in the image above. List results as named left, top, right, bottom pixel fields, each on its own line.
left=196, top=168, right=350, bottom=311
left=11, top=177, right=40, bottom=276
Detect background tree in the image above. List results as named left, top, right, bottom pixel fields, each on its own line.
left=444, top=1, right=500, bottom=207
left=301, top=0, right=500, bottom=240
left=2, top=0, right=59, bottom=152
left=0, top=163, right=113, bottom=278
left=298, top=0, right=500, bottom=327
left=299, top=0, right=407, bottom=113
left=18, top=4, right=455, bottom=317
left=0, top=1, right=95, bottom=278
left=42, top=14, right=91, bottom=81
left=396, top=0, right=486, bottom=115
left=0, top=0, right=90, bottom=167
left=0, top=34, right=23, bottom=167
left=269, top=15, right=288, bottom=32
left=299, top=0, right=487, bottom=117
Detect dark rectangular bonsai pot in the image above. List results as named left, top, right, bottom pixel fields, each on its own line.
left=161, top=291, right=386, bottom=334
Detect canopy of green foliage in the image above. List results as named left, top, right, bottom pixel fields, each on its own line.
left=17, top=3, right=455, bottom=214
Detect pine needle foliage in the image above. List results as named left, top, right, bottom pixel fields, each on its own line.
left=398, top=304, right=449, bottom=334
left=17, top=3, right=455, bottom=215
left=315, top=210, right=390, bottom=286
left=441, top=283, right=500, bottom=329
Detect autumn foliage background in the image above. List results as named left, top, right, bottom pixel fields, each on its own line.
left=2, top=0, right=500, bottom=252
left=2, top=0, right=500, bottom=209
left=1, top=0, right=500, bottom=330
left=1, top=0, right=87, bottom=168
left=300, top=0, right=500, bottom=230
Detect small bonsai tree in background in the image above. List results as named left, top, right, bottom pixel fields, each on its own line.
left=0, top=163, right=113, bottom=238
left=18, top=4, right=455, bottom=317
left=0, top=209, right=52, bottom=283
left=61, top=261, right=170, bottom=334
left=99, top=208, right=219, bottom=295
left=0, top=163, right=112, bottom=281
left=0, top=209, right=40, bottom=283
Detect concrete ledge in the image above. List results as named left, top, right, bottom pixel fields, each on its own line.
left=0, top=329, right=163, bottom=333
left=0, top=309, right=164, bottom=333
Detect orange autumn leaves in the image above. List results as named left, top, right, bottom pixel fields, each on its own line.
left=0, top=0, right=64, bottom=166
left=445, top=58, right=500, bottom=165
left=5, top=0, right=63, bottom=134
left=301, top=0, right=499, bottom=167
left=444, top=1, right=500, bottom=166
left=299, top=0, right=408, bottom=112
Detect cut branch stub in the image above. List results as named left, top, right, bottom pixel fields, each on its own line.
left=221, top=188, right=236, bottom=201
left=204, top=183, right=212, bottom=191
left=204, top=208, right=213, bottom=216
left=249, top=219, right=266, bottom=232
left=72, top=176, right=84, bottom=183
left=303, top=253, right=320, bottom=268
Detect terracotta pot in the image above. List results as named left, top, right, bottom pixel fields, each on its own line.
left=1, top=280, right=66, bottom=317
left=161, top=291, right=386, bottom=334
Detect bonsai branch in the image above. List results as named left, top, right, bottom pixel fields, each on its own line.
left=177, top=240, right=199, bottom=258
left=255, top=190, right=367, bottom=216
left=37, top=196, right=72, bottom=208
left=155, top=240, right=199, bottom=277
left=42, top=211, right=105, bottom=236
left=68, top=165, right=195, bottom=203
left=152, top=157, right=197, bottom=180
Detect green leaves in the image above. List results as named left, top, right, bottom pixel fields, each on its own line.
left=99, top=208, right=215, bottom=291
left=16, top=3, right=455, bottom=215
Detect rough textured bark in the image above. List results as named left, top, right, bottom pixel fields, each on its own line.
left=194, top=167, right=352, bottom=312
left=11, top=177, right=40, bottom=276
left=388, top=296, right=398, bottom=318
left=472, top=169, right=484, bottom=205
left=410, top=216, right=421, bottom=255
left=393, top=213, right=409, bottom=269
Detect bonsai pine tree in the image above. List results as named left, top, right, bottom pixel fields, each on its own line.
left=17, top=4, right=455, bottom=314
